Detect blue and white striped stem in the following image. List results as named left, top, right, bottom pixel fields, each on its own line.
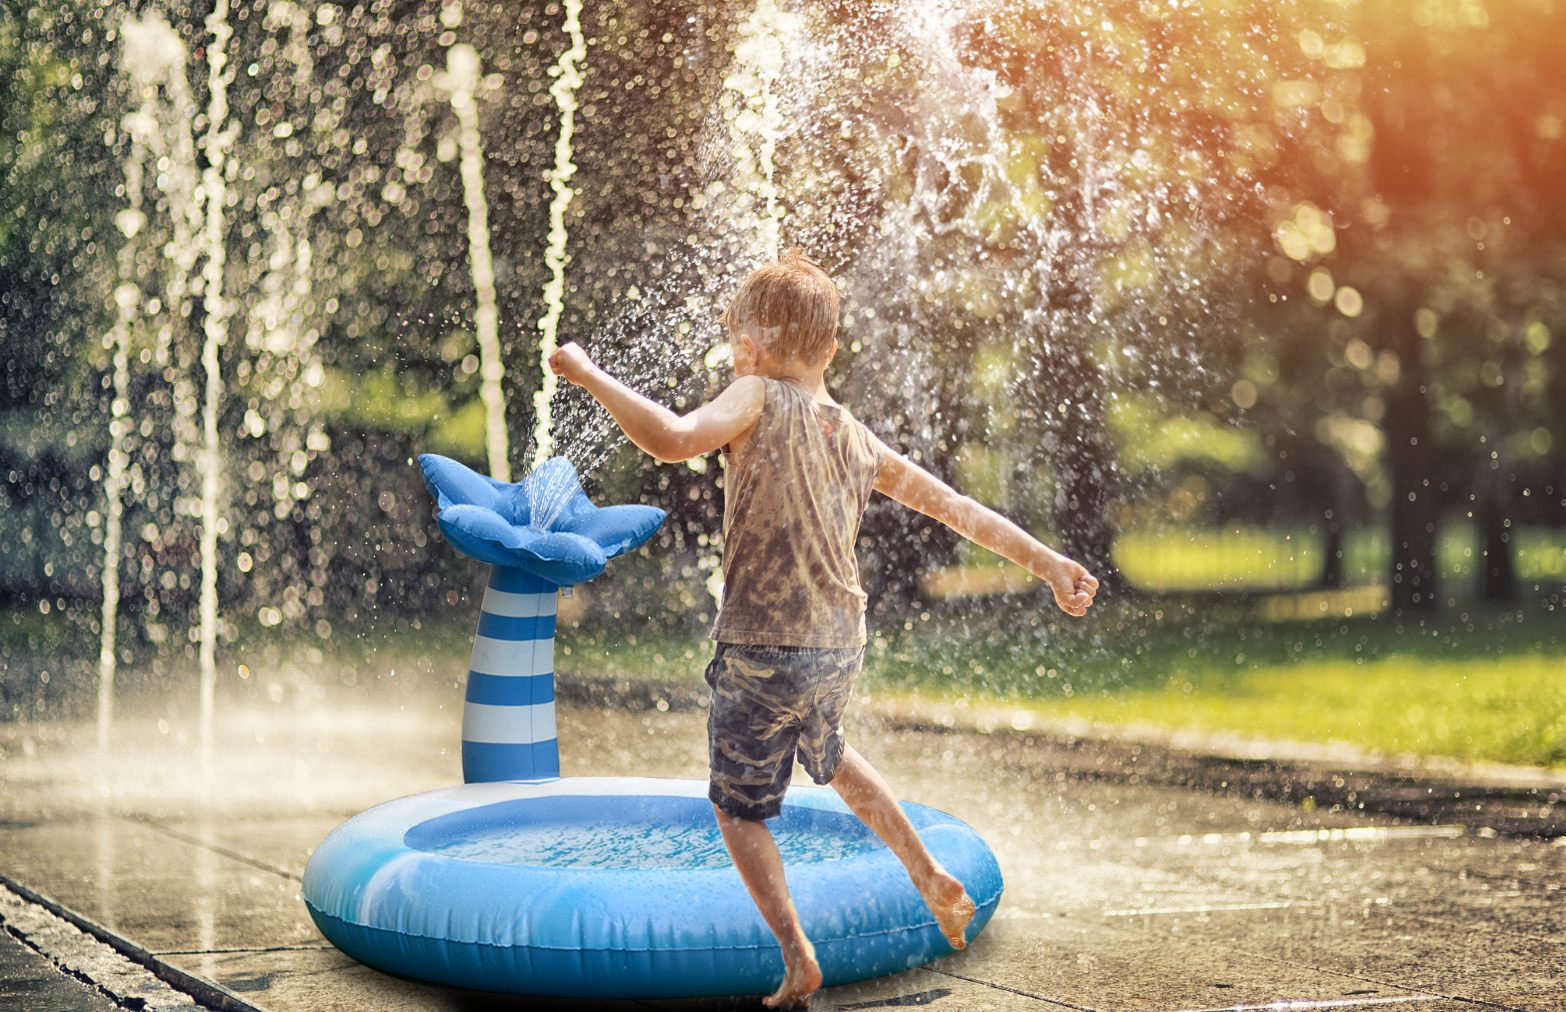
left=461, top=565, right=560, bottom=782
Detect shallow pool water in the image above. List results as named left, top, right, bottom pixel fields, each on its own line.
left=432, top=818, right=885, bottom=869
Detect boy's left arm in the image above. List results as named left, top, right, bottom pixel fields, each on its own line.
left=872, top=446, right=1098, bottom=616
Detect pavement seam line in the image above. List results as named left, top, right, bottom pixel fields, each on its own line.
left=0, top=879, right=198, bottom=1012
left=124, top=816, right=304, bottom=883
left=1447, top=867, right=1561, bottom=891
left=1145, top=997, right=1440, bottom=1012
left=0, top=872, right=269, bottom=1012
left=0, top=914, right=154, bottom=1012
left=1096, top=915, right=1531, bottom=1012
left=151, top=945, right=335, bottom=956
left=925, top=967, right=1096, bottom=1010
left=1382, top=909, right=1565, bottom=947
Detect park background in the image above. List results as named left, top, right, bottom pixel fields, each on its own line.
left=1, top=0, right=1564, bottom=771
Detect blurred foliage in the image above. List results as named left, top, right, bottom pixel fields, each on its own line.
left=1109, top=395, right=1265, bottom=479
left=0, top=0, right=1565, bottom=694
left=1242, top=0, right=1566, bottom=609
left=0, top=1, right=114, bottom=408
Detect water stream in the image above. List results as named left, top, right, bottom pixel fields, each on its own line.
left=530, top=0, right=588, bottom=473
left=720, top=0, right=799, bottom=263
left=446, top=33, right=509, bottom=483
left=102, top=13, right=197, bottom=751
left=197, top=0, right=236, bottom=760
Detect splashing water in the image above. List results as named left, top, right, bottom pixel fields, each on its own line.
left=524, top=459, right=580, bottom=535
left=446, top=38, right=509, bottom=483
left=721, top=0, right=801, bottom=261
left=98, top=278, right=137, bottom=752
left=122, top=13, right=203, bottom=389
left=530, top=0, right=587, bottom=473
left=523, top=0, right=1346, bottom=670
left=28, top=0, right=1387, bottom=744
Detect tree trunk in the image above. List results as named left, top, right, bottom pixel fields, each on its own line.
left=1320, top=463, right=1355, bottom=589
left=1382, top=303, right=1438, bottom=614
left=1478, top=420, right=1516, bottom=602
left=1046, top=349, right=1127, bottom=597
left=1478, top=485, right=1515, bottom=601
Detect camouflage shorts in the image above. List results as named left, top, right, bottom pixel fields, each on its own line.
left=704, top=642, right=865, bottom=821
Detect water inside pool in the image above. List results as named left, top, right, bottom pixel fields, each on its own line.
left=432, top=817, right=884, bottom=869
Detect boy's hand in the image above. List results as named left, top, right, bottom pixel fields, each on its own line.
left=548, top=342, right=596, bottom=386
left=1046, top=559, right=1098, bottom=617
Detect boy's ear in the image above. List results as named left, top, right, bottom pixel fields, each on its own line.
left=735, top=332, right=760, bottom=369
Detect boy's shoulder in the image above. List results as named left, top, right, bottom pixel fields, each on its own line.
left=719, top=374, right=768, bottom=402
left=709, top=374, right=767, bottom=417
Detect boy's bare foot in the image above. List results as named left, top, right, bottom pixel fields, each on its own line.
left=919, top=869, right=976, bottom=949
left=763, top=937, right=821, bottom=1009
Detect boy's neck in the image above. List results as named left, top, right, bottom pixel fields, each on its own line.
left=745, top=345, right=832, bottom=402
left=761, top=362, right=827, bottom=394
left=733, top=331, right=835, bottom=402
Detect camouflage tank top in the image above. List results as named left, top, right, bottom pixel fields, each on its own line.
left=711, top=378, right=886, bottom=648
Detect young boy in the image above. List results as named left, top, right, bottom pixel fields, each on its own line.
left=549, top=249, right=1097, bottom=1008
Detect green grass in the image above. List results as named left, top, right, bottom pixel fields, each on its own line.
left=549, top=590, right=1566, bottom=770
left=1112, top=525, right=1388, bottom=592
left=1007, top=654, right=1566, bottom=768
left=860, top=598, right=1566, bottom=769
left=1110, top=522, right=1566, bottom=597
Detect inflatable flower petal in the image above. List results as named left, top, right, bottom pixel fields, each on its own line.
left=419, top=454, right=665, bottom=587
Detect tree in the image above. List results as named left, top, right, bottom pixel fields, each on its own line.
left=1325, top=0, right=1566, bottom=609
left=730, top=0, right=1358, bottom=597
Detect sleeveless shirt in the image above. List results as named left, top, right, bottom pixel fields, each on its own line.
left=711, top=378, right=886, bottom=648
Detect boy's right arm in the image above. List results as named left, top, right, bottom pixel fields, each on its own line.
left=872, top=445, right=1098, bottom=617
left=549, top=342, right=763, bottom=463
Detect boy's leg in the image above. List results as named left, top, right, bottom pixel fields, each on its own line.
left=827, top=745, right=977, bottom=949
left=712, top=804, right=821, bottom=1008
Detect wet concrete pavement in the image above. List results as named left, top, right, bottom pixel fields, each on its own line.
left=3, top=676, right=1565, bottom=1012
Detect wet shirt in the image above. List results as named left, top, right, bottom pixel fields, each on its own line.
left=711, top=378, right=886, bottom=648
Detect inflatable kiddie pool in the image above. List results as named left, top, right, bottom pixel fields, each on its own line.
left=300, top=455, right=1003, bottom=998
left=303, top=777, right=1001, bottom=997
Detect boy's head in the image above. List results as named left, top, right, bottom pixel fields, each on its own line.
left=721, top=248, right=839, bottom=366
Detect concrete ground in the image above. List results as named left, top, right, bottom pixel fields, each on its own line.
left=2, top=674, right=1565, bottom=1012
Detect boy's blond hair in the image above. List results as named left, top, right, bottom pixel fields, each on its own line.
left=721, top=248, right=840, bottom=365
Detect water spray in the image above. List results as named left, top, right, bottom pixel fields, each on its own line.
left=98, top=268, right=140, bottom=754
left=153, top=27, right=202, bottom=386
left=688, top=0, right=801, bottom=610
left=198, top=0, right=237, bottom=760
left=530, top=0, right=587, bottom=472
left=101, top=12, right=186, bottom=752
left=447, top=36, right=510, bottom=482
left=722, top=0, right=799, bottom=261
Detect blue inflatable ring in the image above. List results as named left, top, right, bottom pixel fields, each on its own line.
left=302, top=776, right=1002, bottom=998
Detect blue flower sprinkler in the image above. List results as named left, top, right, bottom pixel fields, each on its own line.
left=300, top=456, right=1003, bottom=1000
left=419, top=453, right=663, bottom=781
